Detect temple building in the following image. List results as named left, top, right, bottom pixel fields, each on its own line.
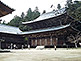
left=0, top=1, right=27, bottom=49
left=0, top=1, right=81, bottom=49
left=0, top=24, right=27, bottom=49
left=22, top=9, right=81, bottom=48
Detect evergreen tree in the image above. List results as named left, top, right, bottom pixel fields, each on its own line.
left=24, top=7, right=40, bottom=22
left=33, top=6, right=40, bottom=19
left=2, top=20, right=6, bottom=25
left=66, top=0, right=81, bottom=21
left=57, top=4, right=61, bottom=10
left=7, top=7, right=40, bottom=31
left=21, top=12, right=25, bottom=19
left=8, top=15, right=22, bottom=27
left=42, top=10, right=46, bottom=14
left=66, top=0, right=72, bottom=7
left=26, top=8, right=33, bottom=21
left=19, top=25, right=32, bottom=31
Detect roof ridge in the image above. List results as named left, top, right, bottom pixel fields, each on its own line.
left=0, top=1, right=14, bottom=11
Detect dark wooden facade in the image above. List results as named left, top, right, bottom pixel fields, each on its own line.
left=23, top=26, right=79, bottom=48
left=0, top=32, right=27, bottom=49
left=23, top=13, right=74, bottom=31
left=22, top=12, right=81, bottom=48
left=0, top=1, right=23, bottom=49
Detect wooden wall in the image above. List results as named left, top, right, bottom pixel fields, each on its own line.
left=0, top=33, right=27, bottom=49
left=24, top=26, right=78, bottom=48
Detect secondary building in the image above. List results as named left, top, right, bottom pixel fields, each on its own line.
left=0, top=1, right=27, bottom=49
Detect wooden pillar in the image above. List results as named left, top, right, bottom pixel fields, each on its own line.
left=27, top=37, right=30, bottom=49
left=54, top=38, right=58, bottom=50
left=45, top=38, right=47, bottom=46
left=22, top=45, right=24, bottom=50
left=40, top=39, right=41, bottom=46
left=0, top=41, right=1, bottom=49
left=35, top=39, right=37, bottom=46
left=50, top=36, right=53, bottom=45
left=31, top=40, right=33, bottom=46
left=27, top=37, right=29, bottom=45
left=0, top=39, right=4, bottom=49
left=56, top=38, right=58, bottom=45
left=11, top=43, right=13, bottom=49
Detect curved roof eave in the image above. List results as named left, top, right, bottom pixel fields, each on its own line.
left=21, top=24, right=70, bottom=35
left=0, top=1, right=15, bottom=17
left=0, top=24, right=22, bottom=34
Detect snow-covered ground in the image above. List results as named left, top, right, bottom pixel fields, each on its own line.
left=0, top=48, right=81, bottom=61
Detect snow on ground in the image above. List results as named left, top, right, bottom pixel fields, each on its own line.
left=0, top=48, right=81, bottom=61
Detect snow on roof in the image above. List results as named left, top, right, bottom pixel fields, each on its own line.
left=21, top=24, right=70, bottom=35
left=22, top=8, right=66, bottom=24
left=0, top=24, right=22, bottom=34
left=0, top=24, right=70, bottom=35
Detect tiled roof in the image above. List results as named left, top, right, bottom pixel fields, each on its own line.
left=21, top=24, right=70, bottom=34
left=0, top=24, right=22, bottom=34
left=22, top=8, right=65, bottom=24
left=0, top=24, right=70, bottom=35
left=0, top=1, right=14, bottom=17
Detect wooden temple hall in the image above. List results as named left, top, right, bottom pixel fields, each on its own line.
left=0, top=1, right=81, bottom=49
left=22, top=9, right=81, bottom=48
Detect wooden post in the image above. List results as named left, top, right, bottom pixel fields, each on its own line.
left=31, top=40, right=33, bottom=46
left=45, top=39, right=47, bottom=46
left=22, top=45, right=24, bottom=50
left=27, top=37, right=30, bottom=49
left=11, top=43, right=13, bottom=49
left=35, top=39, right=37, bottom=46
left=67, top=45, right=68, bottom=50
left=54, top=38, right=58, bottom=50
left=0, top=39, right=5, bottom=49
left=0, top=41, right=1, bottom=49
left=50, top=36, right=53, bottom=45
left=40, top=39, right=41, bottom=46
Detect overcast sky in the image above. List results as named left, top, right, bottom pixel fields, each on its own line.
left=0, top=0, right=76, bottom=23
